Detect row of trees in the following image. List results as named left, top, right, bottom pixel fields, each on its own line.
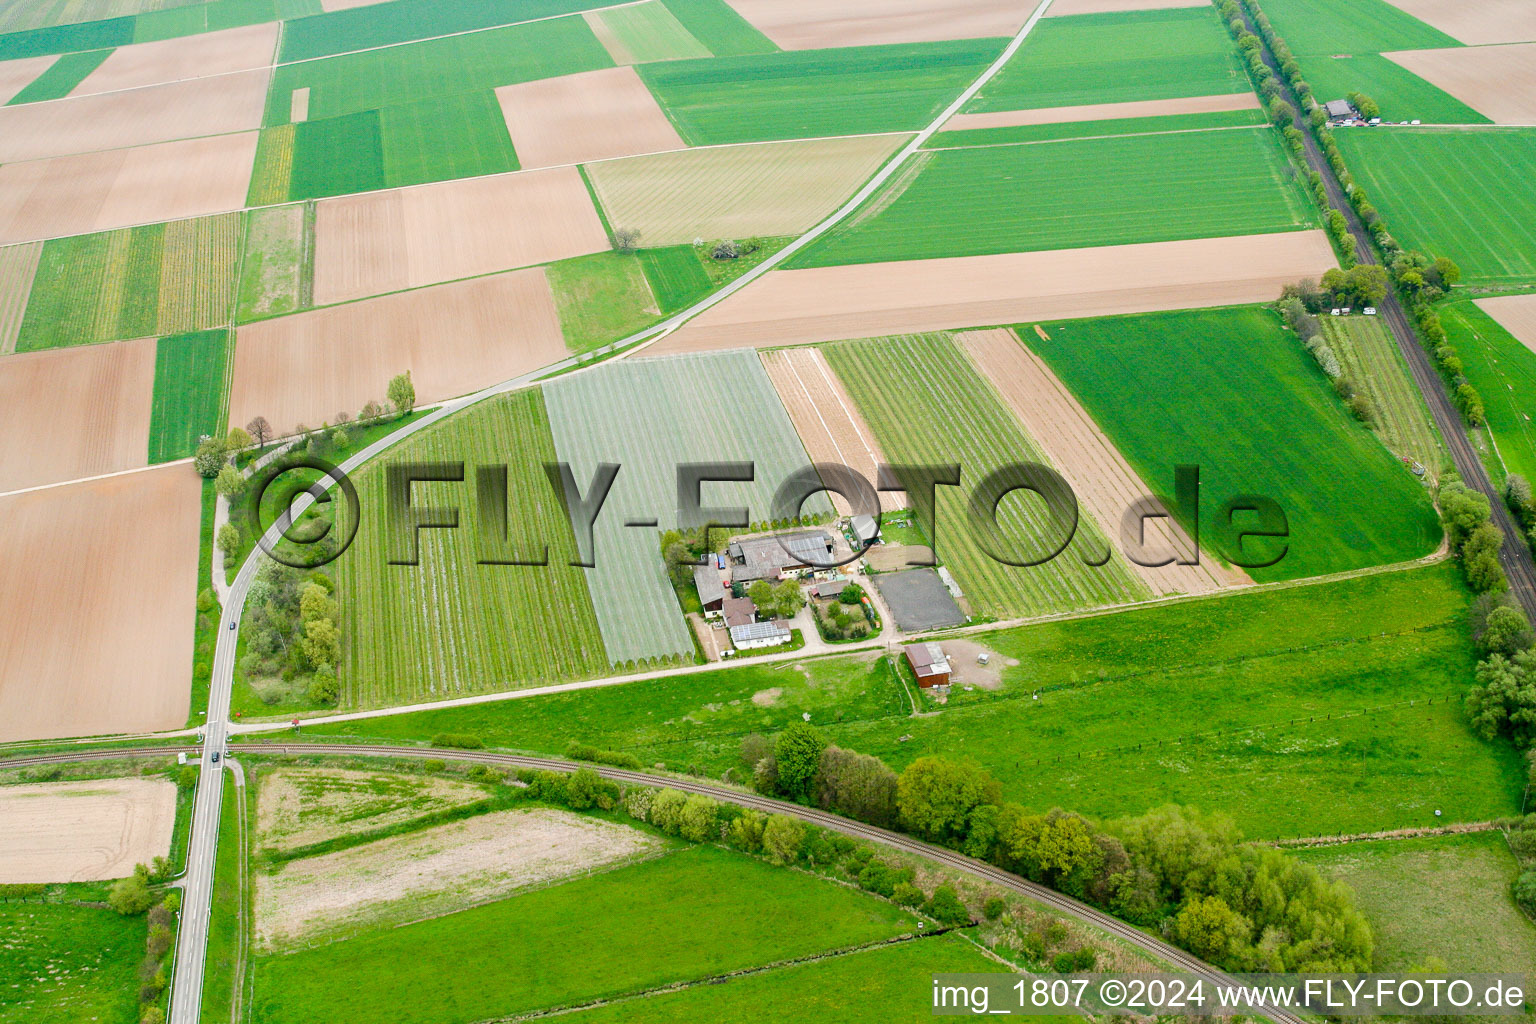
left=106, top=861, right=180, bottom=1023
left=1278, top=287, right=1376, bottom=424
left=1505, top=474, right=1536, bottom=559
left=741, top=722, right=1373, bottom=972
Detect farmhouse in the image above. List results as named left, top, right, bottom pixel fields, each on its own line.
left=693, top=564, right=727, bottom=613
left=721, top=596, right=758, bottom=628
left=904, top=642, right=952, bottom=688
left=730, top=620, right=792, bottom=650
left=812, top=579, right=849, bottom=600
left=1324, top=98, right=1358, bottom=122
left=728, top=530, right=835, bottom=583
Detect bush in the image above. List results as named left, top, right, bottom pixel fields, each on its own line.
left=762, top=813, right=805, bottom=864
left=430, top=733, right=484, bottom=750
left=922, top=885, right=971, bottom=926
left=983, top=896, right=1007, bottom=921
left=858, top=859, right=898, bottom=897
left=728, top=810, right=767, bottom=852
left=893, top=881, right=926, bottom=907
left=623, top=787, right=652, bottom=822
left=109, top=871, right=154, bottom=916
left=677, top=794, right=721, bottom=842
left=1514, top=870, right=1536, bottom=917
left=564, top=768, right=604, bottom=810
left=649, top=788, right=688, bottom=833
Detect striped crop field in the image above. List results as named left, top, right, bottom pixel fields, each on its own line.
left=334, top=388, right=610, bottom=707
left=147, top=327, right=232, bottom=463
left=248, top=124, right=295, bottom=207
left=1322, top=315, right=1444, bottom=477
left=586, top=0, right=712, bottom=64
left=0, top=241, right=42, bottom=354
left=157, top=213, right=240, bottom=335
left=544, top=350, right=829, bottom=664
left=637, top=246, right=712, bottom=314
left=823, top=333, right=1149, bottom=619
left=1441, top=301, right=1536, bottom=487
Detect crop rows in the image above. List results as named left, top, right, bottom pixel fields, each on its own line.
left=544, top=350, right=828, bottom=664
left=157, top=213, right=241, bottom=336
left=1323, top=315, right=1443, bottom=477
left=823, top=333, right=1148, bottom=619
left=0, top=241, right=42, bottom=354
left=148, top=327, right=232, bottom=464
left=588, top=0, right=712, bottom=64
left=335, top=388, right=610, bottom=706
left=247, top=124, right=295, bottom=207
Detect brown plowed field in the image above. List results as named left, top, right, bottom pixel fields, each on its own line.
left=0, top=55, right=55, bottom=104
left=495, top=65, right=683, bottom=169
left=1045, top=0, right=1207, bottom=15
left=653, top=231, right=1336, bottom=353
left=0, top=241, right=42, bottom=354
left=1383, top=0, right=1536, bottom=46
left=0, top=337, right=155, bottom=492
left=959, top=329, right=1247, bottom=595
left=70, top=23, right=279, bottom=97
left=0, top=778, right=178, bottom=882
left=230, top=269, right=566, bottom=436
left=1478, top=293, right=1536, bottom=356
left=943, top=92, right=1260, bottom=131
left=312, top=166, right=608, bottom=305
left=1385, top=43, right=1536, bottom=123
left=0, top=67, right=270, bottom=163
left=0, top=132, right=259, bottom=245
left=761, top=347, right=905, bottom=513
left=0, top=465, right=199, bottom=743
left=724, top=0, right=1030, bottom=49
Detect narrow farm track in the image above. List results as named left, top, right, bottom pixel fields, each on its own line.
left=0, top=743, right=1307, bottom=1024
left=1245, top=6, right=1536, bottom=621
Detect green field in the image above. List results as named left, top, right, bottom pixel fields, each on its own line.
left=824, top=333, right=1147, bottom=618
left=569, top=933, right=1013, bottom=1023
left=595, top=0, right=711, bottom=62
left=659, top=0, right=775, bottom=56
left=236, top=204, right=307, bottom=323
left=1255, top=0, right=1459, bottom=55
left=16, top=214, right=239, bottom=350
left=547, top=252, right=663, bottom=353
left=200, top=772, right=244, bottom=1024
left=249, top=844, right=920, bottom=1024
left=316, top=563, right=1524, bottom=838
left=5, top=47, right=109, bottom=104
left=0, top=902, right=145, bottom=1024
left=1025, top=306, right=1442, bottom=580
left=930, top=106, right=1266, bottom=148
left=287, top=110, right=385, bottom=200
left=1334, top=129, right=1536, bottom=286
left=799, top=127, right=1315, bottom=266
left=1322, top=315, right=1444, bottom=476
left=638, top=40, right=1003, bottom=145
left=542, top=350, right=829, bottom=663
left=1441, top=301, right=1536, bottom=487
left=0, top=17, right=130, bottom=61
left=968, top=7, right=1245, bottom=112
left=147, top=328, right=231, bottom=463
left=377, top=91, right=518, bottom=190
left=278, top=0, right=600, bottom=62
left=1297, top=832, right=1536, bottom=971
left=332, top=388, right=609, bottom=707
left=1296, top=52, right=1489, bottom=125
left=638, top=245, right=713, bottom=313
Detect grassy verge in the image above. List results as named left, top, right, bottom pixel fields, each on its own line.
left=200, top=771, right=244, bottom=1024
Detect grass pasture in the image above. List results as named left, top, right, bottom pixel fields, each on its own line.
left=332, top=388, right=610, bottom=707
left=1333, top=128, right=1536, bottom=286
left=546, top=251, right=662, bottom=353
left=968, top=7, right=1246, bottom=113
left=637, top=40, right=1002, bottom=145
left=0, top=902, right=146, bottom=1024
left=1255, top=0, right=1459, bottom=55
left=1322, top=314, right=1443, bottom=475
left=931, top=106, right=1266, bottom=148
left=1440, top=301, right=1536, bottom=487
left=824, top=333, right=1148, bottom=619
left=315, top=563, right=1523, bottom=838
left=1296, top=832, right=1536, bottom=971
left=799, top=127, right=1315, bottom=266
left=1025, top=306, right=1442, bottom=580
left=543, top=350, right=828, bottom=663
left=1297, top=53, right=1489, bottom=125
left=147, top=327, right=231, bottom=463
left=249, top=843, right=919, bottom=1024
left=236, top=204, right=307, bottom=323
left=588, top=1, right=712, bottom=63
left=638, top=246, right=712, bottom=313
left=17, top=213, right=239, bottom=350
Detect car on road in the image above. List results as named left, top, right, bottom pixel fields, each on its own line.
left=211, top=751, right=220, bottom=763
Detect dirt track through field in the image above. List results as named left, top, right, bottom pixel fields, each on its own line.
left=0, top=67, right=270, bottom=163
left=0, top=778, right=178, bottom=882
left=0, top=465, right=198, bottom=743
left=943, top=92, right=1260, bottom=131
left=1045, top=0, right=1208, bottom=15
left=312, top=166, right=609, bottom=305
left=653, top=231, right=1336, bottom=352
left=1383, top=0, right=1536, bottom=46
left=0, top=55, right=55, bottom=104
left=1478, top=293, right=1536, bottom=357
left=230, top=269, right=567, bottom=436
left=761, top=347, right=905, bottom=513
left=1385, top=43, right=1536, bottom=123
left=256, top=808, right=666, bottom=950
left=70, top=23, right=279, bottom=97
left=0, top=337, right=155, bottom=492
left=586, top=135, right=908, bottom=246
left=724, top=0, right=1030, bottom=48
left=496, top=65, right=683, bottom=169
left=0, top=132, right=259, bottom=245
left=0, top=242, right=42, bottom=354
left=958, top=328, right=1246, bottom=595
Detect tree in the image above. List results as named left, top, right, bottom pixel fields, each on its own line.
left=225, top=426, right=252, bottom=452
left=677, top=794, right=720, bottom=841
left=565, top=767, right=603, bottom=810
left=815, top=745, right=898, bottom=827
left=1481, top=606, right=1535, bottom=657
left=299, top=581, right=338, bottom=624
left=740, top=732, right=771, bottom=773
left=387, top=371, right=415, bottom=416
left=1167, top=895, right=1253, bottom=968
left=1267, top=97, right=1295, bottom=126
left=108, top=869, right=154, bottom=915
left=761, top=813, right=805, bottom=864
left=359, top=400, right=385, bottom=424
left=214, top=464, right=245, bottom=501
left=746, top=579, right=774, bottom=615
left=774, top=722, right=827, bottom=801
left=246, top=416, right=272, bottom=451
left=1432, top=256, right=1461, bottom=288
left=298, top=617, right=341, bottom=669
left=648, top=788, right=688, bottom=832
left=922, top=885, right=971, bottom=926
left=1462, top=521, right=1508, bottom=593
left=193, top=436, right=227, bottom=478
left=771, top=579, right=804, bottom=619
left=216, top=523, right=242, bottom=561
left=307, top=664, right=339, bottom=704
left=1516, top=870, right=1536, bottom=917
left=896, top=757, right=1001, bottom=845
left=1466, top=651, right=1536, bottom=744
left=612, top=227, right=641, bottom=253
left=1440, top=482, right=1493, bottom=552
